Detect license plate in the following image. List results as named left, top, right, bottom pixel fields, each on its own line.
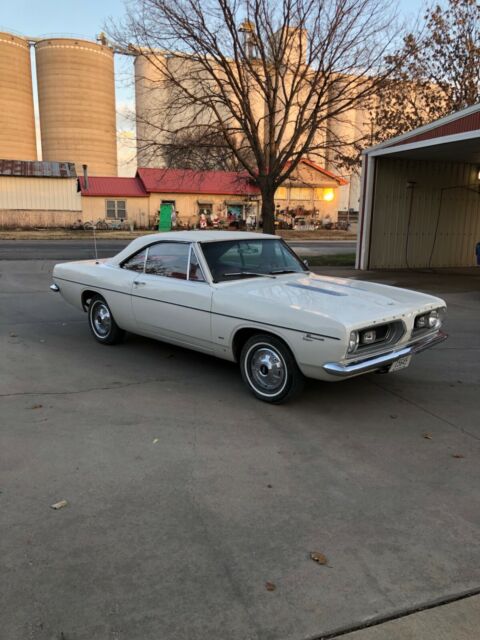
left=389, top=355, right=412, bottom=372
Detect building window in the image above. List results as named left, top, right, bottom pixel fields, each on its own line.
left=314, top=188, right=335, bottom=202
left=290, top=187, right=313, bottom=201
left=106, top=200, right=127, bottom=219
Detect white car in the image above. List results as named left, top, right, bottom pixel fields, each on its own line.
left=51, top=231, right=447, bottom=403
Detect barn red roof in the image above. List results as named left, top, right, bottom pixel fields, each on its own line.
left=78, top=176, right=147, bottom=197
left=137, top=168, right=260, bottom=196
left=77, top=162, right=346, bottom=198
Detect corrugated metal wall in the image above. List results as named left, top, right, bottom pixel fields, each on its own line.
left=0, top=210, right=81, bottom=229
left=369, top=159, right=480, bottom=268
left=0, top=177, right=81, bottom=211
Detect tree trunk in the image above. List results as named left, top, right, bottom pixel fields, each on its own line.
left=260, top=186, right=276, bottom=235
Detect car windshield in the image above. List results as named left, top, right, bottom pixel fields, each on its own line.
left=200, top=238, right=308, bottom=283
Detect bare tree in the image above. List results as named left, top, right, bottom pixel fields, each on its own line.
left=111, top=0, right=399, bottom=233
left=162, top=126, right=254, bottom=171
left=369, top=0, right=480, bottom=146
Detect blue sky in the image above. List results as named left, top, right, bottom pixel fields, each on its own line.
left=1, top=0, right=125, bottom=41
left=0, top=0, right=425, bottom=38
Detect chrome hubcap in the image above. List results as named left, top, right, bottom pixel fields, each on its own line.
left=249, top=347, right=286, bottom=393
left=91, top=302, right=111, bottom=337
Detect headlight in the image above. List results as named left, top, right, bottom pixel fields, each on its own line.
left=414, top=308, right=443, bottom=330
left=415, top=314, right=428, bottom=329
left=428, top=310, right=439, bottom=328
left=361, top=329, right=376, bottom=344
left=347, top=330, right=359, bottom=354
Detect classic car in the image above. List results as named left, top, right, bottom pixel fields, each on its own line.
left=50, top=231, right=447, bottom=403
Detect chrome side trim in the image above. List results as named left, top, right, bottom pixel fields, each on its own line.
left=50, top=283, right=60, bottom=292
left=323, top=330, right=448, bottom=377
left=52, top=276, right=341, bottom=340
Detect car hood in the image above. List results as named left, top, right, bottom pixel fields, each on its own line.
left=212, top=272, right=445, bottom=331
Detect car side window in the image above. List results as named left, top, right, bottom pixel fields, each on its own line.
left=145, top=242, right=189, bottom=280
left=122, top=249, right=147, bottom=272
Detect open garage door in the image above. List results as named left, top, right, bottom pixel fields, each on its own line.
left=368, top=158, right=480, bottom=269
left=358, top=103, right=480, bottom=270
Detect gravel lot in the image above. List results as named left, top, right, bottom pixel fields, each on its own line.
left=1, top=261, right=479, bottom=640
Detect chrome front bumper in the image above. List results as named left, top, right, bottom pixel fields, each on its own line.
left=323, top=330, right=448, bottom=377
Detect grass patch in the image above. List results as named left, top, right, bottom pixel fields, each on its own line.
left=304, top=253, right=356, bottom=267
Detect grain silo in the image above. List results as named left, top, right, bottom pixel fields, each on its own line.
left=134, top=53, right=167, bottom=168
left=35, top=37, right=117, bottom=176
left=0, top=32, right=37, bottom=161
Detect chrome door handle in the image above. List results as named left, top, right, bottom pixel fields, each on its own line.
left=133, top=280, right=146, bottom=286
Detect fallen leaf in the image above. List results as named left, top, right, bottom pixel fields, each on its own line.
left=30, top=404, right=43, bottom=410
left=152, top=438, right=159, bottom=444
left=310, top=551, right=328, bottom=565
left=50, top=499, right=68, bottom=510
left=265, top=581, right=276, bottom=591
left=266, top=484, right=273, bottom=488
left=390, top=414, right=398, bottom=420
left=422, top=433, right=432, bottom=440
left=452, top=454, right=465, bottom=459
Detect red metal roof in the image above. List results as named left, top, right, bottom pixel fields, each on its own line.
left=387, top=110, right=480, bottom=147
left=137, top=168, right=260, bottom=196
left=137, top=161, right=346, bottom=195
left=79, top=176, right=147, bottom=197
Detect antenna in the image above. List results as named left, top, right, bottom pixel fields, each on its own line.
left=93, top=224, right=98, bottom=261
left=82, top=164, right=98, bottom=261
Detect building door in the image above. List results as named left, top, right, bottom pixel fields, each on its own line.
left=159, top=202, right=174, bottom=231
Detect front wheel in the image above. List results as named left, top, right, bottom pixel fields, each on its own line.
left=240, top=334, right=305, bottom=403
left=88, top=295, right=125, bottom=345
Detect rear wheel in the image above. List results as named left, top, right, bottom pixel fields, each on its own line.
left=239, top=334, right=304, bottom=403
left=88, top=295, right=125, bottom=345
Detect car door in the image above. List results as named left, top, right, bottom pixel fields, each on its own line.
left=128, top=241, right=213, bottom=352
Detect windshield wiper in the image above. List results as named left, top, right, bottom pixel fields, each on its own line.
left=222, top=271, right=276, bottom=279
left=269, top=269, right=298, bottom=274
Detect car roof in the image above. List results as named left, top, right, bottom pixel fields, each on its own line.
left=109, top=230, right=279, bottom=265
left=142, top=230, right=276, bottom=242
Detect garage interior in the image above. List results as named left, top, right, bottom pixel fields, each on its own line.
left=358, top=105, right=480, bottom=270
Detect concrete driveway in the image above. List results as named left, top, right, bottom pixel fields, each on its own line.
left=1, top=261, right=479, bottom=640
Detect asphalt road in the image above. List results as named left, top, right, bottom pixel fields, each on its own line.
left=0, top=239, right=356, bottom=260
left=1, top=261, right=479, bottom=640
